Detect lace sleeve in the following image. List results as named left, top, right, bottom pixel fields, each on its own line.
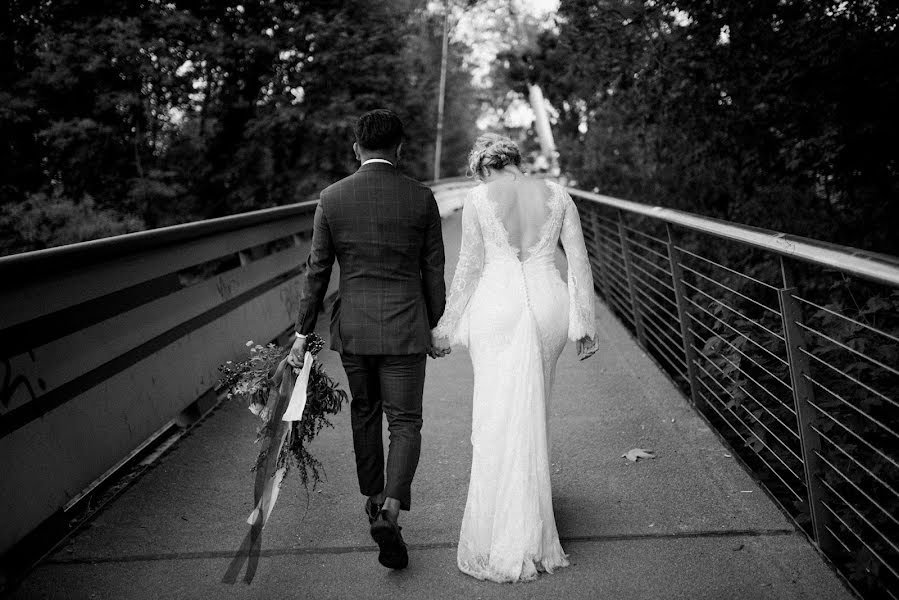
left=559, top=186, right=597, bottom=341
left=432, top=190, right=484, bottom=345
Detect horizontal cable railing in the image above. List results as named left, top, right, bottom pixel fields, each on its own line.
left=569, top=187, right=899, bottom=600
left=1, top=176, right=894, bottom=599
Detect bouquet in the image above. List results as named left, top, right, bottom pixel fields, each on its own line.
left=216, top=332, right=347, bottom=527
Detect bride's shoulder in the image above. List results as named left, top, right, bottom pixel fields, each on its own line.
left=546, top=179, right=572, bottom=204
left=467, top=183, right=487, bottom=202
left=462, top=184, right=485, bottom=213
left=544, top=179, right=564, bottom=193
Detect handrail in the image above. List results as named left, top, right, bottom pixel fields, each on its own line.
left=2, top=177, right=895, bottom=600
left=423, top=174, right=472, bottom=187
left=1, top=200, right=319, bottom=280
left=567, top=188, right=899, bottom=288
left=3, top=178, right=477, bottom=279
left=0, top=178, right=478, bottom=560
left=571, top=183, right=898, bottom=599
left=7, top=183, right=894, bottom=285
left=0, top=196, right=322, bottom=559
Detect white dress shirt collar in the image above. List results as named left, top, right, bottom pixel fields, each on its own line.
left=361, top=158, right=394, bottom=167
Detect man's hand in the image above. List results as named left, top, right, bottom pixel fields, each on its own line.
left=577, top=335, right=598, bottom=361
left=429, top=333, right=451, bottom=359
left=286, top=335, right=307, bottom=369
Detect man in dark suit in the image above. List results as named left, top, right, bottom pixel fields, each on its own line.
left=288, top=109, right=446, bottom=570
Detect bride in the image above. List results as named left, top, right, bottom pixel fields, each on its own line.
left=432, top=134, right=598, bottom=583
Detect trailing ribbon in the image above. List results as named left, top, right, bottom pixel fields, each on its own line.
left=281, top=351, right=313, bottom=422
left=224, top=358, right=296, bottom=585
left=224, top=333, right=341, bottom=585
left=245, top=353, right=313, bottom=528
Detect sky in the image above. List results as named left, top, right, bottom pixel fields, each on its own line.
left=523, top=0, right=560, bottom=14
left=449, top=0, right=560, bottom=130
left=451, top=0, right=559, bottom=85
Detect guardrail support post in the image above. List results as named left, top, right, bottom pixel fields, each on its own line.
left=778, top=257, right=832, bottom=554
left=586, top=206, right=612, bottom=302
left=666, top=224, right=702, bottom=409
left=616, top=209, right=646, bottom=345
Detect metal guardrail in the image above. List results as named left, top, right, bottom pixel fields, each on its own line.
left=0, top=201, right=319, bottom=556
left=569, top=188, right=899, bottom=600
left=0, top=180, right=470, bottom=563
left=1, top=178, right=895, bottom=598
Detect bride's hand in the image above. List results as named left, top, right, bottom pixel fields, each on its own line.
left=577, top=335, right=598, bottom=361
left=430, top=333, right=452, bottom=358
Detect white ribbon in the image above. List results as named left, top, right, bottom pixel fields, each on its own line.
left=281, top=351, right=313, bottom=422
left=245, top=351, right=314, bottom=528
left=246, top=466, right=286, bottom=526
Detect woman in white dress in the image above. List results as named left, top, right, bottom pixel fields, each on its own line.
left=432, top=134, right=598, bottom=583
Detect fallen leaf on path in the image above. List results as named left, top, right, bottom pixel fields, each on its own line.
left=621, top=448, right=657, bottom=462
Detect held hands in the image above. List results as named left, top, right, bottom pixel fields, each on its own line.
left=577, top=335, right=598, bottom=361
left=429, top=332, right=451, bottom=359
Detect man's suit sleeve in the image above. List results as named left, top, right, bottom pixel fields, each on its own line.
left=295, top=201, right=335, bottom=335
left=420, top=190, right=446, bottom=329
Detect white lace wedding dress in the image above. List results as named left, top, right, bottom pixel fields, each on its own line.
left=433, top=179, right=596, bottom=583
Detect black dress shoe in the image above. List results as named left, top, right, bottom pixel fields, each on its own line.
left=369, top=509, right=408, bottom=569
left=364, top=497, right=382, bottom=524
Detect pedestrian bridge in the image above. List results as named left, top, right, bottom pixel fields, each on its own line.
left=1, top=180, right=896, bottom=599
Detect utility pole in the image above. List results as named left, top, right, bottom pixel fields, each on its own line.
left=433, top=0, right=449, bottom=182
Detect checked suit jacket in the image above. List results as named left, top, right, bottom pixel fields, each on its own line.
left=294, top=161, right=446, bottom=355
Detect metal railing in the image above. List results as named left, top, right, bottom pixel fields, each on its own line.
left=0, top=201, right=319, bottom=557
left=569, top=187, right=899, bottom=600
left=0, top=179, right=470, bottom=564
left=1, top=177, right=895, bottom=598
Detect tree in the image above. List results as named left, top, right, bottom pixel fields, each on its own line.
left=509, top=0, right=899, bottom=254
left=0, top=0, right=480, bottom=255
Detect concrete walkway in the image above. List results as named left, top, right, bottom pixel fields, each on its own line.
left=11, top=207, right=854, bottom=599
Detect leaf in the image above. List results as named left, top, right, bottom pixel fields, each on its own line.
left=621, top=448, right=657, bottom=462
left=747, top=437, right=765, bottom=452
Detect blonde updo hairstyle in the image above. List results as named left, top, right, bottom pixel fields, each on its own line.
left=467, top=133, right=522, bottom=181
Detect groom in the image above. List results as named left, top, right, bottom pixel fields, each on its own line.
left=288, top=109, right=446, bottom=570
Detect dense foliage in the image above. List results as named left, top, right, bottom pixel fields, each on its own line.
left=510, top=3, right=899, bottom=597
left=0, top=0, right=478, bottom=255
left=505, top=0, right=898, bottom=256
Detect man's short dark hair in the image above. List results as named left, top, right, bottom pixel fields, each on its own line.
left=354, top=109, right=404, bottom=152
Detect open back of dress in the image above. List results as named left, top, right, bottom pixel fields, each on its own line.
left=483, top=178, right=554, bottom=261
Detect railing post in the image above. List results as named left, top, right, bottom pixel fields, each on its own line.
left=586, top=206, right=613, bottom=302
left=666, top=224, right=703, bottom=409
left=778, top=257, right=832, bottom=554
left=616, top=209, right=646, bottom=345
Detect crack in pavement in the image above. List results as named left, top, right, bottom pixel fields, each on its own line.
left=42, top=528, right=798, bottom=566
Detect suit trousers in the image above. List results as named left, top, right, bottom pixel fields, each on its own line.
left=340, top=353, right=427, bottom=511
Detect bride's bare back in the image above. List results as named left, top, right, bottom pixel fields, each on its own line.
left=484, top=177, right=553, bottom=259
